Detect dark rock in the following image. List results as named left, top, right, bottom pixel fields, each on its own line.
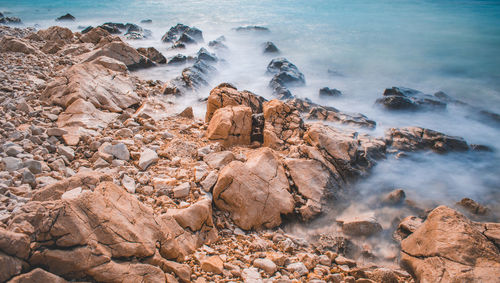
left=98, top=23, right=123, bottom=34
left=167, top=54, right=187, bottom=65
left=177, top=32, right=196, bottom=44
left=251, top=113, right=265, bottom=143
left=376, top=87, right=447, bottom=110
left=234, top=26, right=270, bottom=32
left=140, top=19, right=152, bottom=24
left=470, top=144, right=493, bottom=152
left=208, top=36, right=227, bottom=50
left=162, top=57, right=217, bottom=96
left=386, top=127, right=469, bottom=153
left=81, top=26, right=93, bottom=34
left=319, top=87, right=342, bottom=97
left=263, top=41, right=279, bottom=54
left=161, top=23, right=203, bottom=44
left=56, top=13, right=75, bottom=21
left=457, top=198, right=489, bottom=215
left=0, top=16, right=22, bottom=24
left=267, top=57, right=305, bottom=98
left=137, top=47, right=166, bottom=64
left=382, top=189, right=406, bottom=205
left=171, top=42, right=186, bottom=49
left=124, top=23, right=151, bottom=40
left=197, top=47, right=217, bottom=63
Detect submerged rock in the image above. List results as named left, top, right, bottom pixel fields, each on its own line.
left=56, top=13, right=75, bottom=21
left=385, top=127, right=469, bottom=153
left=263, top=41, right=279, bottom=54
left=319, top=87, right=342, bottom=97
left=161, top=23, right=203, bottom=45
left=234, top=25, right=270, bottom=33
left=137, top=47, right=166, bottom=64
left=267, top=57, right=305, bottom=98
left=376, top=87, right=446, bottom=110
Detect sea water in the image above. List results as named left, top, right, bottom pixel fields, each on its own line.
left=2, top=0, right=500, bottom=242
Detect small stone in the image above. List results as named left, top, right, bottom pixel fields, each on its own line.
left=138, top=148, right=159, bottom=170
left=382, top=189, right=406, bottom=205
left=111, top=143, right=130, bottom=160
left=93, top=157, right=109, bottom=169
left=338, top=213, right=382, bottom=236
left=178, top=106, right=194, bottom=119
left=286, top=262, right=308, bottom=276
left=116, top=128, right=134, bottom=138
left=62, top=134, right=80, bottom=146
left=21, top=170, right=36, bottom=186
left=173, top=182, right=190, bottom=198
left=47, top=128, right=68, bottom=137
left=241, top=267, right=263, bottom=282
left=457, top=197, right=489, bottom=215
left=2, top=157, right=22, bottom=172
left=5, top=145, right=23, bottom=157
left=200, top=171, right=218, bottom=192
left=23, top=160, right=43, bottom=174
left=122, top=174, right=136, bottom=193
left=58, top=145, right=75, bottom=161
left=334, top=255, right=356, bottom=267
left=253, top=258, right=277, bottom=275
left=201, top=255, right=224, bottom=274
left=204, top=151, right=235, bottom=169
left=61, top=187, right=82, bottom=200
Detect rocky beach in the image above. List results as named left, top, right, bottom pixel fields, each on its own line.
left=1, top=4, right=500, bottom=283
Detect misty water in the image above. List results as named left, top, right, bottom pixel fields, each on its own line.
left=3, top=0, right=500, bottom=265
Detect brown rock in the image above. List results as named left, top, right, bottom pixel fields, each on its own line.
left=400, top=206, right=500, bottom=282
left=262, top=99, right=305, bottom=149
left=7, top=268, right=68, bottom=283
left=79, top=27, right=111, bottom=44
left=201, top=255, right=224, bottom=274
left=393, top=216, right=423, bottom=242
left=203, top=151, right=235, bottom=169
left=382, top=189, right=406, bottom=205
left=0, top=36, right=39, bottom=54
left=206, top=106, right=252, bottom=147
left=338, top=213, right=383, bottom=237
left=0, top=227, right=30, bottom=259
left=37, top=26, right=73, bottom=43
left=0, top=252, right=29, bottom=283
left=213, top=147, right=295, bottom=230
left=386, top=127, right=469, bottom=153
left=178, top=106, right=194, bottom=119
left=457, top=197, right=489, bottom=215
left=80, top=41, right=154, bottom=70
left=137, top=47, right=166, bottom=64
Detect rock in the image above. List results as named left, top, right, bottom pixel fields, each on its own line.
left=204, top=151, right=235, bottom=169
left=241, top=267, right=263, bottom=282
left=286, top=262, right=308, bottom=276
left=138, top=148, right=159, bottom=170
left=253, top=258, right=277, bottom=275
left=200, top=171, right=218, bottom=192
left=122, top=174, right=136, bottom=193
left=161, top=55, right=217, bottom=96
left=400, top=206, right=500, bottom=282
left=319, top=87, right=342, bottom=97
left=79, top=27, right=111, bottom=44
left=263, top=41, right=279, bottom=54
left=111, top=143, right=130, bottom=160
left=161, top=139, right=198, bottom=159
left=289, top=98, right=376, bottom=129
left=386, top=127, right=469, bottom=153
left=37, top=26, right=74, bottom=43
left=61, top=187, right=83, bottom=200
left=234, top=26, right=270, bottom=32
left=0, top=252, right=29, bottom=282
left=0, top=36, right=38, bottom=54
left=393, top=216, right=423, bottom=242
left=382, top=189, right=406, bottom=205
left=376, top=87, right=446, bottom=110
left=457, top=198, right=489, bottom=215
left=141, top=19, right=152, bottom=24
left=161, top=23, right=203, bottom=44
left=206, top=106, right=252, bottom=148
left=58, top=145, right=75, bottom=161
left=56, top=13, right=75, bottom=21
left=81, top=41, right=154, bottom=70
left=213, top=147, right=295, bottom=230
left=178, top=106, right=194, bottom=119
left=23, top=160, right=43, bottom=174
left=338, top=213, right=383, bottom=236
left=0, top=227, right=30, bottom=260
left=47, top=128, right=68, bottom=137
left=2, top=157, right=22, bottom=172
left=5, top=144, right=23, bottom=156
left=137, top=47, right=166, bottom=64
left=8, top=268, right=68, bottom=283
left=262, top=99, right=305, bottom=149
left=201, top=255, right=224, bottom=274
left=172, top=183, right=190, bottom=198
left=167, top=54, right=187, bottom=65
left=208, top=36, right=227, bottom=50
left=0, top=16, right=22, bottom=24
left=267, top=58, right=305, bottom=98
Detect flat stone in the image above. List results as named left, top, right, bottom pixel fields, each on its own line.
left=253, top=258, right=277, bottom=275
left=286, top=262, right=308, bottom=276
left=111, top=143, right=130, bottom=160
left=138, top=148, right=159, bottom=170
left=338, top=213, right=383, bottom=236
left=2, top=157, right=22, bottom=172
left=122, top=174, right=136, bottom=193
left=200, top=171, right=218, bottom=192
left=201, top=255, right=224, bottom=274
left=23, top=160, right=43, bottom=174
left=58, top=145, right=75, bottom=161
left=241, top=267, right=263, bottom=283
left=173, top=183, right=190, bottom=198
left=204, top=151, right=235, bottom=169
left=47, top=128, right=68, bottom=136
left=5, top=145, right=23, bottom=157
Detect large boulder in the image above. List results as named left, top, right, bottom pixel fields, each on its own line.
left=8, top=268, right=68, bottom=283
left=262, top=99, right=305, bottom=149
left=386, top=127, right=469, bottom=153
left=206, top=106, right=252, bottom=147
left=2, top=182, right=216, bottom=281
left=288, top=98, right=376, bottom=129
left=80, top=41, right=154, bottom=70
left=79, top=27, right=112, bottom=45
left=37, top=26, right=74, bottom=43
left=213, top=147, right=295, bottom=230
left=376, top=87, right=446, bottom=110
left=400, top=206, right=500, bottom=282
left=0, top=36, right=39, bottom=54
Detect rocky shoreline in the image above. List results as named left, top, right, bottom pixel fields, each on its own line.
left=0, top=23, right=499, bottom=282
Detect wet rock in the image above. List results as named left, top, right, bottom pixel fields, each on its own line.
left=263, top=41, right=279, bottom=54
left=137, top=47, right=166, bottom=64
left=162, top=23, right=203, bottom=44
left=319, top=87, right=342, bottom=97
left=206, top=106, right=252, bottom=148
left=376, top=87, right=446, bottom=110
left=201, top=255, right=224, bottom=274
left=234, top=26, right=270, bottom=32
left=213, top=147, right=295, bottom=230
left=56, top=13, right=75, bottom=21
left=81, top=41, right=154, bottom=70
left=0, top=16, right=22, bottom=24
left=382, top=189, right=406, bottom=205
left=138, top=148, right=159, bottom=170
left=208, top=36, right=227, bottom=50
left=386, top=127, right=469, bottom=153
left=288, top=98, right=376, bottom=129
left=141, top=19, right=152, bottom=24
left=98, top=22, right=126, bottom=34
left=267, top=58, right=305, bottom=98
left=167, top=54, right=187, bottom=65
left=400, top=206, right=500, bottom=282
left=457, top=197, right=489, bottom=215
left=338, top=213, right=383, bottom=236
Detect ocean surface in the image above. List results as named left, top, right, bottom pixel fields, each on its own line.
left=2, top=0, right=500, bottom=244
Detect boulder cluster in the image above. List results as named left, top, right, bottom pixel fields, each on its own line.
left=0, top=23, right=499, bottom=282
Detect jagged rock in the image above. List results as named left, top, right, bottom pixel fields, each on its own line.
left=262, top=99, right=305, bottom=149
left=79, top=27, right=111, bottom=45
left=178, top=106, right=194, bottom=119
left=267, top=58, right=305, bottom=99
left=338, top=213, right=383, bottom=236
left=319, top=87, right=342, bottom=97
left=138, top=148, right=159, bottom=170
left=201, top=255, right=224, bottom=274
left=206, top=106, right=252, bottom=148
left=0, top=16, right=22, bottom=24
left=304, top=123, right=386, bottom=180
left=386, top=127, right=469, bottom=153
left=393, top=216, right=423, bottom=242
left=0, top=251, right=29, bottom=282
left=81, top=41, right=154, bottom=70
left=56, top=13, right=75, bottom=21
left=208, top=36, right=227, bottom=50
left=36, top=26, right=74, bottom=44
left=167, top=54, right=187, bottom=65
left=400, top=206, right=500, bottom=282
left=203, top=151, right=235, bottom=169
left=8, top=268, right=68, bottom=283
left=288, top=98, right=376, bottom=128
left=137, top=47, right=166, bottom=64
left=457, top=198, right=489, bottom=215
left=161, top=23, right=203, bottom=44
left=205, top=84, right=267, bottom=123
left=213, top=147, right=295, bottom=230
left=263, top=41, right=279, bottom=54
left=376, top=87, right=446, bottom=110
left=0, top=36, right=39, bottom=54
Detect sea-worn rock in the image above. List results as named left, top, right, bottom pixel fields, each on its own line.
left=81, top=41, right=154, bottom=70
left=338, top=213, right=383, bottom=236
left=376, top=87, right=446, bottom=110
left=234, top=26, right=270, bottom=32
left=56, top=13, right=75, bottom=21
left=37, top=26, right=74, bottom=43
left=79, top=27, right=112, bottom=45
left=319, top=87, right=342, bottom=97
left=386, top=127, right=469, bottom=153
left=161, top=23, right=203, bottom=44
left=263, top=41, right=279, bottom=54
left=213, top=147, right=295, bottom=230
left=267, top=58, right=305, bottom=99
left=400, top=206, right=500, bottom=282
left=206, top=106, right=252, bottom=148
left=137, top=47, right=166, bottom=64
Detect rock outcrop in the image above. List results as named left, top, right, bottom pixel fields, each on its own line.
left=386, top=127, right=469, bottom=153
left=376, top=87, right=446, bottom=110
left=161, top=23, right=203, bottom=45
left=267, top=57, right=305, bottom=99
left=213, top=147, right=295, bottom=230
left=80, top=41, right=154, bottom=70
left=400, top=206, right=500, bottom=282
left=206, top=106, right=252, bottom=147
left=262, top=99, right=305, bottom=149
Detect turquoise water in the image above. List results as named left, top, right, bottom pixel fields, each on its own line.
left=2, top=1, right=500, bottom=216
